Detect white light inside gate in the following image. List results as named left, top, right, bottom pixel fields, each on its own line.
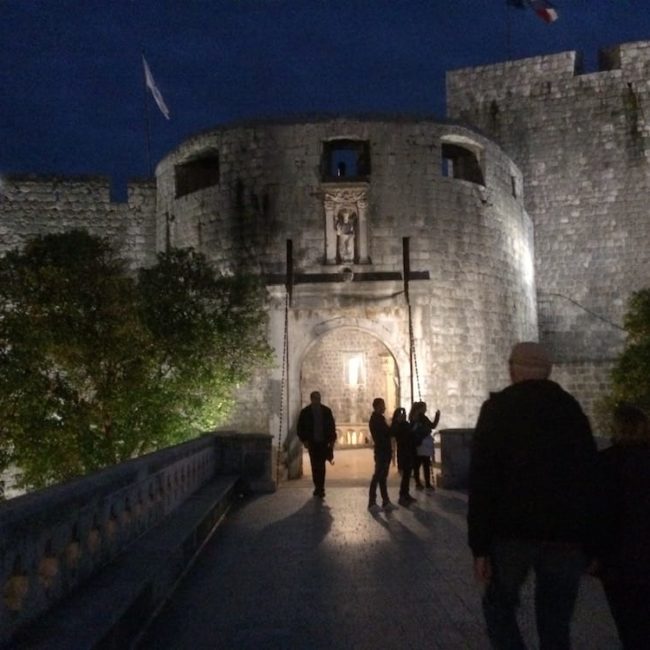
left=347, top=355, right=363, bottom=386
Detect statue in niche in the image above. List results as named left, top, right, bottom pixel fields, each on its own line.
left=335, top=207, right=357, bottom=263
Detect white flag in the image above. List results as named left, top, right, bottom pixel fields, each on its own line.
left=142, top=56, right=171, bottom=120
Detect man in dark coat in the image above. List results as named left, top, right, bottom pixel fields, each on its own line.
left=467, top=342, right=598, bottom=650
left=368, top=397, right=395, bottom=510
left=297, top=391, right=336, bottom=498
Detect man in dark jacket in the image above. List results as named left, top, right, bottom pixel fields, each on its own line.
left=297, top=391, right=336, bottom=498
left=467, top=342, right=598, bottom=650
left=368, top=397, right=395, bottom=511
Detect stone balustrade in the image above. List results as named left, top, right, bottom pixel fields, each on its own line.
left=0, top=431, right=273, bottom=646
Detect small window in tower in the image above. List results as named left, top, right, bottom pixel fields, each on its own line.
left=441, top=142, right=484, bottom=185
left=322, top=140, right=370, bottom=181
left=175, top=151, right=220, bottom=198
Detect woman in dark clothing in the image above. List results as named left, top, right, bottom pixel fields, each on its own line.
left=597, top=403, right=650, bottom=649
left=409, top=402, right=440, bottom=491
left=391, top=407, right=416, bottom=507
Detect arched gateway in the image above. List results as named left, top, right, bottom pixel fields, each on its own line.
left=280, top=314, right=410, bottom=480
left=300, top=327, right=400, bottom=450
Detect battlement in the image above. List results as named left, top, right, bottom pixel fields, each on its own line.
left=447, top=40, right=650, bottom=106
left=2, top=174, right=155, bottom=208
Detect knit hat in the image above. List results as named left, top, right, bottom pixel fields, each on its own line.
left=508, top=342, right=552, bottom=380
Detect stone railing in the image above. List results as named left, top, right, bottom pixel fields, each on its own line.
left=0, top=431, right=273, bottom=646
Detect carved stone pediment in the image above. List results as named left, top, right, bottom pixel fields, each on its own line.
left=321, top=183, right=369, bottom=265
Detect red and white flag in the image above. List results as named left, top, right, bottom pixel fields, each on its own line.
left=507, top=0, right=559, bottom=24
left=142, top=56, right=171, bottom=120
left=529, top=0, right=558, bottom=23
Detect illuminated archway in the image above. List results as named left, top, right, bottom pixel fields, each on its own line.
left=300, top=327, right=400, bottom=451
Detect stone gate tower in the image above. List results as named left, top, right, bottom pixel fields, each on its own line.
left=154, top=117, right=536, bottom=476
left=447, top=40, right=650, bottom=418
left=4, top=42, right=648, bottom=478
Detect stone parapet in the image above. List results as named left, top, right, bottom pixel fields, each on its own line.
left=0, top=432, right=273, bottom=647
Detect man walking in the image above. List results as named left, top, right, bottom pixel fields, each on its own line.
left=467, top=342, right=598, bottom=649
left=297, top=391, right=336, bottom=499
left=368, top=397, right=395, bottom=511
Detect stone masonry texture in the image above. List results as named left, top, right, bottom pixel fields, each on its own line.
left=3, top=42, right=648, bottom=443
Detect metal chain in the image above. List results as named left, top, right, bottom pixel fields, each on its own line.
left=275, top=291, right=289, bottom=486
left=408, top=304, right=422, bottom=402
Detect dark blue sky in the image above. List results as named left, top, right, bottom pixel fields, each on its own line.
left=1, top=1, right=649, bottom=194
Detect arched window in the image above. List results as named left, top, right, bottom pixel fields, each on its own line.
left=175, top=150, right=220, bottom=198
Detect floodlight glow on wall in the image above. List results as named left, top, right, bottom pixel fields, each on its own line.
left=346, top=355, right=364, bottom=386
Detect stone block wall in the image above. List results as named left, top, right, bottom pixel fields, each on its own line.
left=551, top=360, right=615, bottom=434
left=0, top=175, right=157, bottom=270
left=156, top=118, right=537, bottom=436
left=446, top=41, right=650, bottom=364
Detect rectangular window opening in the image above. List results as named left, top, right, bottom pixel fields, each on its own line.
left=322, top=140, right=370, bottom=182
left=175, top=153, right=220, bottom=198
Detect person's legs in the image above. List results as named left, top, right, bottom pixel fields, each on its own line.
left=483, top=538, right=535, bottom=650
left=377, top=455, right=391, bottom=504
left=309, top=445, right=327, bottom=496
left=422, top=457, right=433, bottom=488
left=534, top=543, right=585, bottom=650
left=369, top=458, right=379, bottom=506
left=413, top=457, right=423, bottom=488
left=399, top=459, right=412, bottom=497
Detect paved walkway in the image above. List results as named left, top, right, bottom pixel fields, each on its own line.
left=138, top=478, right=618, bottom=650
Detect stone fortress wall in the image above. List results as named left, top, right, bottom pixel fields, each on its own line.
left=155, top=118, right=537, bottom=448
left=447, top=41, right=650, bottom=416
left=0, top=175, right=157, bottom=270
left=3, top=42, right=646, bottom=453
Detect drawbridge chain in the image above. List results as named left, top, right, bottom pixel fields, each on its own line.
left=275, top=290, right=289, bottom=486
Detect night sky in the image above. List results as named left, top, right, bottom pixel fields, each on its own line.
left=2, top=1, right=650, bottom=196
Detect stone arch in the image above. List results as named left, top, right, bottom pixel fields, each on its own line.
left=300, top=327, right=401, bottom=449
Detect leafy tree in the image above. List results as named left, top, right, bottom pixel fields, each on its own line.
left=608, top=289, right=650, bottom=412
left=0, top=231, right=271, bottom=490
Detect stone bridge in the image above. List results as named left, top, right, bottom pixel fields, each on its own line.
left=1, top=435, right=617, bottom=649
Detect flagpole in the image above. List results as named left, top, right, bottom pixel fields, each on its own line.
left=141, top=51, right=153, bottom=177
left=506, top=2, right=513, bottom=60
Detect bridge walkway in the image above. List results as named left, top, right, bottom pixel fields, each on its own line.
left=137, top=479, right=618, bottom=649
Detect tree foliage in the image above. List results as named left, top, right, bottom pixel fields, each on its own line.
left=603, top=289, right=650, bottom=424
left=0, top=231, right=271, bottom=489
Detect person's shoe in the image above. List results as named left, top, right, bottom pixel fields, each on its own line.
left=398, top=496, right=411, bottom=507
left=313, top=489, right=325, bottom=498
left=425, top=485, right=435, bottom=493
left=415, top=482, right=424, bottom=491
left=406, top=494, right=417, bottom=503
left=368, top=501, right=380, bottom=512
left=382, top=501, right=398, bottom=511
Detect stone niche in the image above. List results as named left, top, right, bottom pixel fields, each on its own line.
left=321, top=183, right=369, bottom=265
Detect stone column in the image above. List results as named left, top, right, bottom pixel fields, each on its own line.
left=357, top=197, right=369, bottom=263
left=324, top=198, right=337, bottom=264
